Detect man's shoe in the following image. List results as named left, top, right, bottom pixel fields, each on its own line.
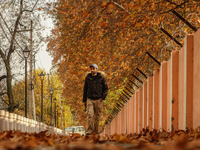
left=86, top=133, right=91, bottom=135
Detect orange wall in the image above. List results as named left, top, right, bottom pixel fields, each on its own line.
left=161, top=61, right=168, bottom=131
left=154, top=70, right=160, bottom=130
left=193, top=29, right=200, bottom=129
left=103, top=29, right=200, bottom=135
left=143, top=82, right=147, bottom=129
left=148, top=76, right=153, bottom=131
left=172, top=51, right=179, bottom=131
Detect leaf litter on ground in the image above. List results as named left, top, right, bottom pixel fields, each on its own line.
left=0, top=128, right=200, bottom=149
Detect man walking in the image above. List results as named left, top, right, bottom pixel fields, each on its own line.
left=83, top=64, right=108, bottom=134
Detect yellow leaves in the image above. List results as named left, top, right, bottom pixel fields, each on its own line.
left=112, top=133, right=130, bottom=143
left=47, top=139, right=55, bottom=146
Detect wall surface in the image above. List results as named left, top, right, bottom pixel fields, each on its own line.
left=102, top=29, right=200, bottom=135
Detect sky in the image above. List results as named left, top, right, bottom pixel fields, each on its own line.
left=35, top=17, right=54, bottom=73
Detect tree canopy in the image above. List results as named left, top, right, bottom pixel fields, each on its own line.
left=47, top=0, right=200, bottom=127
left=0, top=0, right=50, bottom=112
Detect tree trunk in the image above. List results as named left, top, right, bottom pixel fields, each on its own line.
left=5, top=61, right=14, bottom=112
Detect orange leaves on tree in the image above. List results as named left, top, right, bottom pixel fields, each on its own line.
left=46, top=0, right=200, bottom=128
left=83, top=11, right=88, bottom=18
left=124, top=15, right=131, bottom=22
left=101, top=1, right=108, bottom=7
left=101, top=21, right=108, bottom=28
left=108, top=3, right=115, bottom=12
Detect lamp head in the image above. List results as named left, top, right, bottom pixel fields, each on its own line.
left=23, top=46, right=30, bottom=59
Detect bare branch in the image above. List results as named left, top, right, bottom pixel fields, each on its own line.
left=162, top=0, right=177, bottom=5
left=0, top=92, right=7, bottom=96
left=22, top=9, right=32, bottom=13
left=31, top=0, right=39, bottom=12
left=0, top=22, right=11, bottom=42
left=7, top=0, right=24, bottom=60
left=0, top=75, right=6, bottom=82
left=159, top=0, right=189, bottom=14
left=0, top=48, right=7, bottom=64
left=1, top=99, right=9, bottom=106
left=0, top=12, right=24, bottom=57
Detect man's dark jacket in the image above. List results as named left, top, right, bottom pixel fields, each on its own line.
left=83, top=72, right=108, bottom=102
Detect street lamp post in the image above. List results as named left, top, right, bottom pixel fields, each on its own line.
left=54, top=98, right=57, bottom=127
left=49, top=89, right=54, bottom=126
left=60, top=107, right=63, bottom=130
left=23, top=47, right=30, bottom=118
left=38, top=71, right=45, bottom=122
left=63, top=109, right=65, bottom=130
left=56, top=105, right=59, bottom=128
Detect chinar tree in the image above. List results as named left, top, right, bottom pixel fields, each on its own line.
left=0, top=0, right=48, bottom=112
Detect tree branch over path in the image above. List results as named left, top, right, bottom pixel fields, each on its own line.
left=109, top=0, right=130, bottom=15
left=159, top=0, right=189, bottom=14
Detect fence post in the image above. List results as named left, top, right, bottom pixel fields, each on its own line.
left=130, top=96, right=133, bottom=133
left=171, top=51, right=179, bottom=131
left=136, top=91, right=139, bottom=133
left=16, top=115, right=20, bottom=131
left=13, top=114, right=17, bottom=131
left=139, top=87, right=143, bottom=132
left=153, top=70, right=161, bottom=130
left=147, top=76, right=153, bottom=131
left=0, top=110, right=6, bottom=132
left=167, top=57, right=172, bottom=132
left=24, top=117, right=28, bottom=132
left=35, top=121, right=39, bottom=133
left=9, top=113, right=14, bottom=131
left=5, top=111, right=10, bottom=131
left=21, top=116, right=25, bottom=132
left=143, top=82, right=147, bottom=129
left=179, top=46, right=185, bottom=130
left=193, top=29, right=200, bottom=129
left=161, top=61, right=168, bottom=131
left=185, top=35, right=194, bottom=129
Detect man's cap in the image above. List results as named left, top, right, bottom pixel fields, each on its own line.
left=90, top=64, right=98, bottom=69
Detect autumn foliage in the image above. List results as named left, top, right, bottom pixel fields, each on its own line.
left=12, top=69, right=74, bottom=128
left=46, top=0, right=200, bottom=127
left=1, top=129, right=200, bottom=149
